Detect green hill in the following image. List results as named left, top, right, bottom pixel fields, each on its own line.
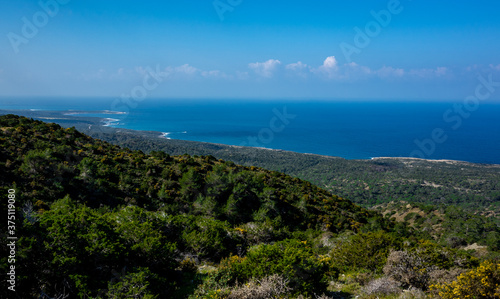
left=73, top=120, right=500, bottom=214
left=3, top=109, right=500, bottom=214
left=1, top=115, right=498, bottom=299
left=0, top=115, right=388, bottom=232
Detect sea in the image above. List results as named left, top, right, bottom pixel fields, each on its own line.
left=1, top=98, right=500, bottom=164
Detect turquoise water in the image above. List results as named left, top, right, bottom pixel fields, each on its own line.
left=2, top=98, right=499, bottom=164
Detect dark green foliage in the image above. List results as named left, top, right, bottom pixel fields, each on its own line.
left=0, top=115, right=390, bottom=234
left=1, top=114, right=496, bottom=298
left=329, top=231, right=403, bottom=272
left=67, top=118, right=500, bottom=215
left=0, top=115, right=390, bottom=297
left=214, top=239, right=337, bottom=295
left=32, top=197, right=177, bottom=297
left=374, top=201, right=500, bottom=251
left=409, top=240, right=478, bottom=270
left=105, top=267, right=158, bottom=299
left=440, top=205, right=500, bottom=251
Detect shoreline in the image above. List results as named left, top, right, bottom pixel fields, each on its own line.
left=1, top=108, right=500, bottom=167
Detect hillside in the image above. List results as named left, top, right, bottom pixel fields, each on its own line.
left=371, top=201, right=500, bottom=251
left=1, top=114, right=499, bottom=298
left=68, top=116, right=500, bottom=214
left=3, top=109, right=500, bottom=214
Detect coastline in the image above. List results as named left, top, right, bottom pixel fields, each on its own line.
left=1, top=108, right=500, bottom=167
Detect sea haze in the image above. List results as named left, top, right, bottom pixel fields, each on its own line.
left=2, top=98, right=500, bottom=164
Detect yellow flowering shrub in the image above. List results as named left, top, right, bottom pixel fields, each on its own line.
left=430, top=260, right=500, bottom=298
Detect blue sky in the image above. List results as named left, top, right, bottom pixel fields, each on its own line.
left=1, top=0, right=500, bottom=100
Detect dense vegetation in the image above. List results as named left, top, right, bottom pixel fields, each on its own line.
left=372, top=201, right=500, bottom=252
left=3, top=109, right=500, bottom=213
left=1, top=114, right=499, bottom=298
left=73, top=120, right=500, bottom=214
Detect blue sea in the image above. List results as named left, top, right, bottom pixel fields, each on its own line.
left=2, top=98, right=500, bottom=164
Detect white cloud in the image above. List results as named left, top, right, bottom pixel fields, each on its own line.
left=201, top=70, right=220, bottom=77
left=248, top=59, right=281, bottom=78
left=344, top=62, right=372, bottom=78
left=312, top=57, right=373, bottom=80
left=79, top=59, right=456, bottom=84
left=286, top=61, right=308, bottom=71
left=376, top=66, right=405, bottom=78
left=201, top=70, right=230, bottom=79
left=135, top=64, right=227, bottom=80
left=322, top=56, right=338, bottom=70
left=174, top=64, right=198, bottom=75
left=285, top=61, right=310, bottom=78
left=308, top=56, right=452, bottom=81
left=312, top=56, right=341, bottom=79
left=435, top=67, right=448, bottom=76
left=408, top=67, right=448, bottom=78
left=490, top=64, right=500, bottom=71
left=236, top=71, right=249, bottom=80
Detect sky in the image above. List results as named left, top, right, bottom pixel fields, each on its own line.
left=1, top=0, right=500, bottom=101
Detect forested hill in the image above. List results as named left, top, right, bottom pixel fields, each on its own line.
left=2, top=109, right=499, bottom=214
left=0, top=114, right=393, bottom=297
left=2, top=115, right=499, bottom=299
left=74, top=120, right=500, bottom=214
left=0, top=114, right=385, bottom=231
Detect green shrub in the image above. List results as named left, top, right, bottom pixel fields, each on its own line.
left=214, top=239, right=336, bottom=295
left=330, top=231, right=402, bottom=272
left=106, top=267, right=158, bottom=299
left=410, top=240, right=477, bottom=269
left=180, top=216, right=234, bottom=260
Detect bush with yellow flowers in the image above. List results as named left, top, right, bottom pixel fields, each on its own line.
left=430, top=260, right=500, bottom=298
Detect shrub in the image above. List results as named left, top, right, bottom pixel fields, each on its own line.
left=178, top=257, right=198, bottom=273
left=412, top=239, right=477, bottom=269
left=188, top=267, right=233, bottom=299
left=171, top=215, right=236, bottom=260
left=181, top=216, right=232, bottom=260
left=428, top=268, right=465, bottom=285
left=397, top=287, right=426, bottom=299
left=106, top=268, right=158, bottom=299
left=227, top=274, right=291, bottom=299
left=360, top=277, right=401, bottom=297
left=241, top=221, right=278, bottom=245
left=330, top=231, right=401, bottom=272
left=383, top=250, right=434, bottom=290
left=430, top=260, right=500, bottom=298
left=215, top=239, right=336, bottom=295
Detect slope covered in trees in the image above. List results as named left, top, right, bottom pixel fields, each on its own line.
left=1, top=115, right=498, bottom=298
left=3, top=109, right=499, bottom=214
left=76, top=120, right=500, bottom=214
